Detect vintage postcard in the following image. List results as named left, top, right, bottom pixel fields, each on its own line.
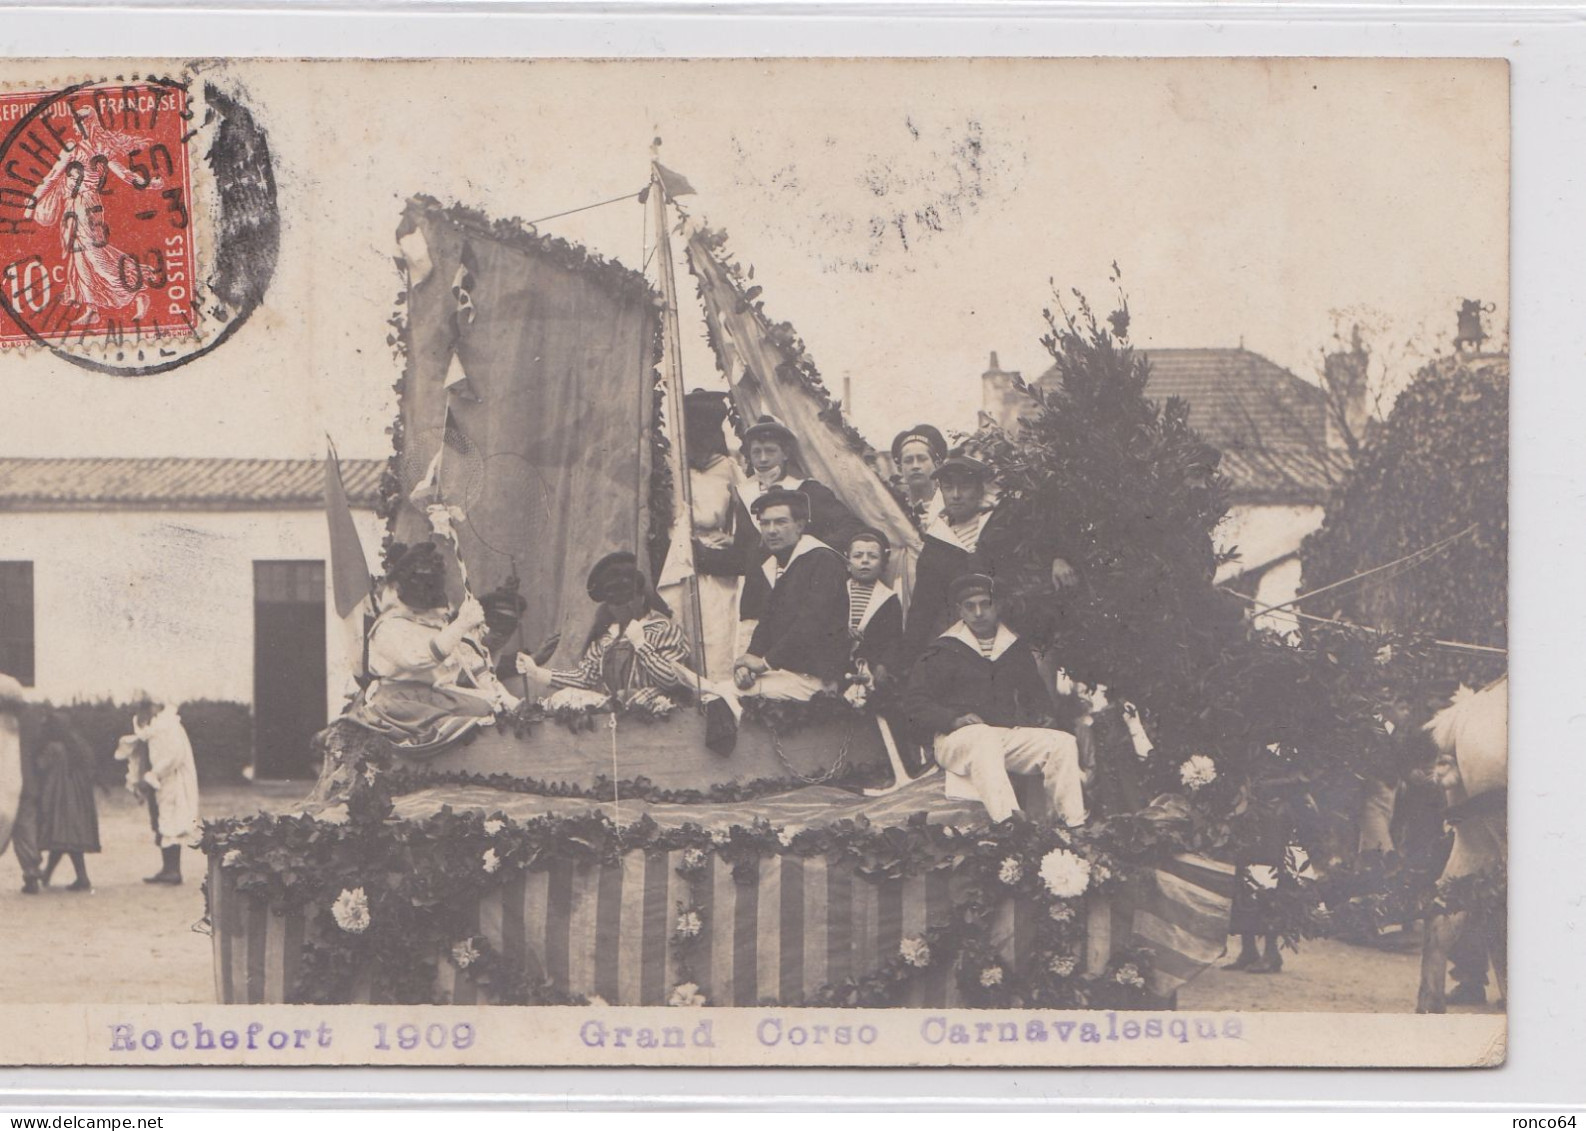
left=0, top=57, right=1507, bottom=1067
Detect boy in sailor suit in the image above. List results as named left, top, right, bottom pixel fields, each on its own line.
left=842, top=527, right=904, bottom=691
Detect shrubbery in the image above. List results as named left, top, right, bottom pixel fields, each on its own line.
left=23, top=699, right=254, bottom=789
left=972, top=288, right=1438, bottom=868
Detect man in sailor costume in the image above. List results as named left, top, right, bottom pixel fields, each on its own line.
left=732, top=486, right=851, bottom=702
left=903, top=573, right=1088, bottom=827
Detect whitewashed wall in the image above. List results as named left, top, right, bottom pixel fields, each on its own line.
left=0, top=507, right=385, bottom=712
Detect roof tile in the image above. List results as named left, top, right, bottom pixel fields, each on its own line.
left=0, top=457, right=387, bottom=510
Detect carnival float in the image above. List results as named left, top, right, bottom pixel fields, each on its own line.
left=202, top=159, right=1239, bottom=1010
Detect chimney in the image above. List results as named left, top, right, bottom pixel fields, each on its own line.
left=980, top=351, right=1026, bottom=432
left=1322, top=324, right=1371, bottom=453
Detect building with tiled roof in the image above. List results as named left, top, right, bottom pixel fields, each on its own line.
left=1031, top=348, right=1349, bottom=505
left=980, top=347, right=1353, bottom=631
left=0, top=457, right=388, bottom=778
left=0, top=456, right=386, bottom=511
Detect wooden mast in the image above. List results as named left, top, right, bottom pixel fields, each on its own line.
left=649, top=152, right=707, bottom=695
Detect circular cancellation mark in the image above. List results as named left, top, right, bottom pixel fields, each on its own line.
left=0, top=70, right=279, bottom=376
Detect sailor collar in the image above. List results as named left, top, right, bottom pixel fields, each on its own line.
left=923, top=507, right=992, bottom=553
left=762, top=533, right=834, bottom=588
left=848, top=576, right=897, bottom=632
left=740, top=473, right=805, bottom=505
left=940, top=619, right=1020, bottom=662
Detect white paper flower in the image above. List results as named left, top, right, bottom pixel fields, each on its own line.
left=998, top=856, right=1024, bottom=885
left=222, top=849, right=242, bottom=868
left=331, top=887, right=370, bottom=934
left=1048, top=901, right=1076, bottom=923
left=979, top=965, right=1004, bottom=988
left=546, top=687, right=611, bottom=713
left=317, top=804, right=350, bottom=826
left=777, top=828, right=794, bottom=848
left=1114, top=963, right=1146, bottom=988
left=1179, top=754, right=1218, bottom=791
left=451, top=939, right=480, bottom=969
left=711, top=829, right=733, bottom=847
left=361, top=764, right=379, bottom=786
left=1039, top=848, right=1092, bottom=899
left=1048, top=953, right=1078, bottom=977
left=483, top=818, right=505, bottom=836
left=900, top=936, right=932, bottom=968
left=680, top=847, right=708, bottom=871
left=667, top=981, right=707, bottom=1007
left=675, top=910, right=703, bottom=939
left=482, top=848, right=502, bottom=874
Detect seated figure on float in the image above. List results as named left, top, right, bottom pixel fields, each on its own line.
left=517, top=551, right=742, bottom=752
left=347, top=541, right=521, bottom=755
left=517, top=551, right=697, bottom=710
left=732, top=486, right=851, bottom=703
left=734, top=415, right=864, bottom=636
left=903, top=572, right=1089, bottom=827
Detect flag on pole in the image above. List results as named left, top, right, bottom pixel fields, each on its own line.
left=653, top=162, right=696, bottom=201
left=324, top=438, right=374, bottom=619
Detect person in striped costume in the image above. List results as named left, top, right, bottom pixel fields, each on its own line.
left=517, top=552, right=696, bottom=712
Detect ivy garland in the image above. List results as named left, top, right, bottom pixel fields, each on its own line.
left=204, top=728, right=1188, bottom=1008
left=204, top=797, right=1162, bottom=1009
left=380, top=196, right=671, bottom=580
left=381, top=765, right=878, bottom=807
left=682, top=217, right=885, bottom=467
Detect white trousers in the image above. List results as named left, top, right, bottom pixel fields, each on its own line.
left=935, top=724, right=1087, bottom=826
left=743, top=669, right=833, bottom=702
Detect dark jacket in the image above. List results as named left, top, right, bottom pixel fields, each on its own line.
left=740, top=477, right=864, bottom=622
left=849, top=579, right=904, bottom=680
left=747, top=536, right=851, bottom=682
left=903, top=623, right=1078, bottom=740
left=901, top=508, right=1001, bottom=668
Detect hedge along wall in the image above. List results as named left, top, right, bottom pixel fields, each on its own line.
left=24, top=700, right=255, bottom=789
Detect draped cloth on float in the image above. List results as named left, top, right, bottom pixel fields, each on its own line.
left=395, top=198, right=661, bottom=669
left=684, top=222, right=921, bottom=603
left=211, top=775, right=1234, bottom=1005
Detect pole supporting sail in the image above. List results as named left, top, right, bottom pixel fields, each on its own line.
left=650, top=159, right=708, bottom=698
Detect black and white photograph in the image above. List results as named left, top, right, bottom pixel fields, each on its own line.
left=0, top=55, right=1507, bottom=1068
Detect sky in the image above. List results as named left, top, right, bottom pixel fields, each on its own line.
left=0, top=57, right=1507, bottom=460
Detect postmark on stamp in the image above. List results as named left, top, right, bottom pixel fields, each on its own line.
left=0, top=69, right=278, bottom=375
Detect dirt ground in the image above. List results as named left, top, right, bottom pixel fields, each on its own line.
left=0, top=782, right=305, bottom=1005
left=0, top=784, right=1503, bottom=1015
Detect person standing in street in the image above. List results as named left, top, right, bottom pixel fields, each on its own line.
left=130, top=699, right=201, bottom=885
left=36, top=707, right=101, bottom=892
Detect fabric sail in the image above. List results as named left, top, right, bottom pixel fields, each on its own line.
left=683, top=221, right=922, bottom=589
left=394, top=197, right=661, bottom=667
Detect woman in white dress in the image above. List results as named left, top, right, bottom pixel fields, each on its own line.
left=658, top=391, right=758, bottom=682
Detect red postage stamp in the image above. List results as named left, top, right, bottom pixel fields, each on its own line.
left=0, top=80, right=200, bottom=360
